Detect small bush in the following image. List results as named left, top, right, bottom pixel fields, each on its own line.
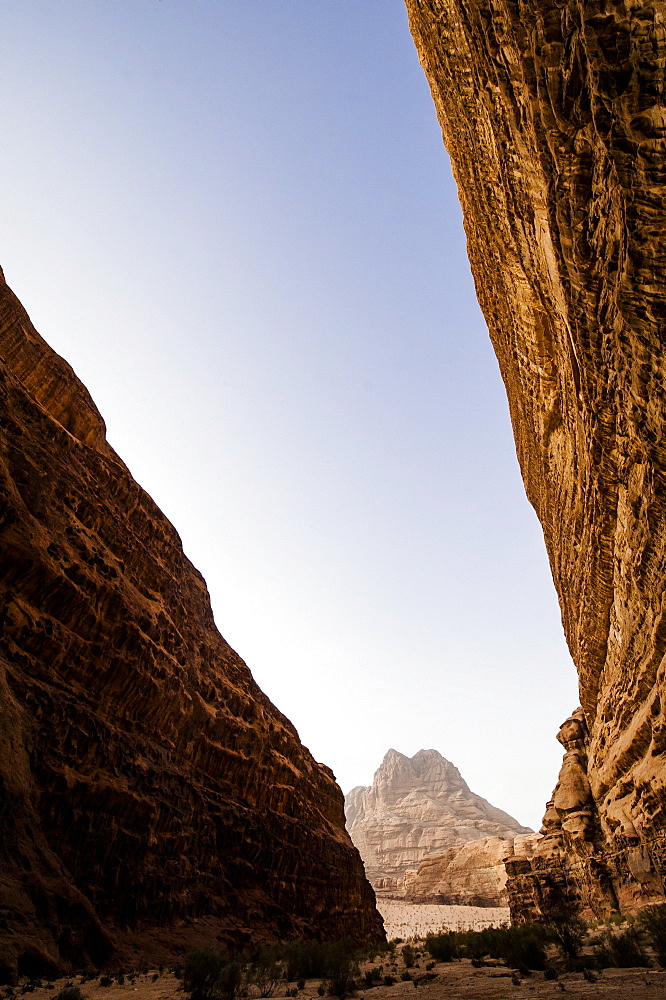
left=247, top=947, right=282, bottom=998
left=182, top=948, right=244, bottom=1000
left=426, top=924, right=548, bottom=970
left=296, top=981, right=305, bottom=992
left=546, top=915, right=587, bottom=961
left=594, top=927, right=649, bottom=968
left=639, top=903, right=666, bottom=966
left=425, top=933, right=461, bottom=963
left=400, top=972, right=411, bottom=982
left=382, top=976, right=395, bottom=986
left=325, top=945, right=357, bottom=1000
left=544, top=968, right=558, bottom=980
left=400, top=947, right=415, bottom=969
left=362, top=969, right=380, bottom=989
left=99, top=977, right=113, bottom=988
left=55, top=989, right=85, bottom=1000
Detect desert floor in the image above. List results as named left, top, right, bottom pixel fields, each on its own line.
left=375, top=900, right=510, bottom=939
left=17, top=955, right=666, bottom=1000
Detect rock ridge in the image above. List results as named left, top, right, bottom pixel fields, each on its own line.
left=0, top=269, right=383, bottom=981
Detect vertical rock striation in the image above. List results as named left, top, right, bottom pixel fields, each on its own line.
left=0, top=268, right=383, bottom=982
left=405, top=0, right=666, bottom=917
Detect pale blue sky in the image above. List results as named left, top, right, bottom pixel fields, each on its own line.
left=2, top=0, right=578, bottom=828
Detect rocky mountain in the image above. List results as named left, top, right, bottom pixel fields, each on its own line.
left=406, top=0, right=666, bottom=918
left=345, top=749, right=531, bottom=897
left=0, top=268, right=383, bottom=982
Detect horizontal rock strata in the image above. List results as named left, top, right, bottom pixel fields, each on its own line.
left=0, top=268, right=383, bottom=982
left=345, top=749, right=531, bottom=898
left=406, top=0, right=666, bottom=917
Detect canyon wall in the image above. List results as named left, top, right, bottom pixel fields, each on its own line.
left=345, top=749, right=531, bottom=902
left=406, top=0, right=666, bottom=918
left=0, top=267, right=383, bottom=982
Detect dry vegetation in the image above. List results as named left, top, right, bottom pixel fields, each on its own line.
left=6, top=905, right=666, bottom=1000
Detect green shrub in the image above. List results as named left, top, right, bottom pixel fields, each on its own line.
left=425, top=932, right=462, bottom=963
left=284, top=942, right=329, bottom=981
left=55, top=989, right=85, bottom=1000
left=545, top=915, right=587, bottom=961
left=426, top=924, right=548, bottom=970
left=400, top=946, right=415, bottom=969
left=282, top=939, right=358, bottom=996
left=639, top=903, right=666, bottom=966
left=182, top=948, right=244, bottom=1000
left=594, top=927, right=649, bottom=968
left=247, top=948, right=282, bottom=998
left=362, top=968, right=381, bottom=989
left=324, top=942, right=358, bottom=999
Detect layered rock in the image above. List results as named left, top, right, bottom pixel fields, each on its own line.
left=0, top=267, right=383, bottom=982
left=403, top=834, right=540, bottom=907
left=345, top=749, right=531, bottom=897
left=405, top=0, right=666, bottom=917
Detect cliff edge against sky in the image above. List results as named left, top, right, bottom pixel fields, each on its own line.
left=406, top=0, right=666, bottom=917
left=0, top=267, right=382, bottom=981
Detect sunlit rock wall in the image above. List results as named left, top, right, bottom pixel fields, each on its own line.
left=345, top=749, right=530, bottom=897
left=0, top=268, right=383, bottom=981
left=406, top=0, right=666, bottom=917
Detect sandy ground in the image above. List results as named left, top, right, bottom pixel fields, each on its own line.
left=376, top=901, right=510, bottom=940
left=16, top=959, right=666, bottom=1000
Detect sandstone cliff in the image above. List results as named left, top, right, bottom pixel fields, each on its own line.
left=403, top=833, right=541, bottom=907
left=0, top=267, right=383, bottom=982
left=406, top=0, right=666, bottom=918
left=345, top=749, right=531, bottom=898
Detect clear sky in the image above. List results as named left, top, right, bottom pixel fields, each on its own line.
left=2, top=0, right=579, bottom=830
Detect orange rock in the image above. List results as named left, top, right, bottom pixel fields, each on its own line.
left=406, top=0, right=666, bottom=919
left=0, top=268, right=383, bottom=982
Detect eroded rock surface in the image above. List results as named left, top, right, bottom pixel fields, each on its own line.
left=345, top=750, right=531, bottom=898
left=406, top=0, right=666, bottom=917
left=403, top=834, right=541, bottom=907
left=0, top=268, right=383, bottom=981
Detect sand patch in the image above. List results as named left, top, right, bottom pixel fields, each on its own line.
left=376, top=900, right=510, bottom=939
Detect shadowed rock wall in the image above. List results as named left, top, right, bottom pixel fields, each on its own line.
left=406, top=0, right=666, bottom=917
left=0, top=268, right=383, bottom=981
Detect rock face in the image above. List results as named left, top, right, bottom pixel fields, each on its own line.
left=405, top=0, right=666, bottom=917
left=345, top=749, right=531, bottom=898
left=403, top=834, right=541, bottom=907
left=0, top=268, right=383, bottom=982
